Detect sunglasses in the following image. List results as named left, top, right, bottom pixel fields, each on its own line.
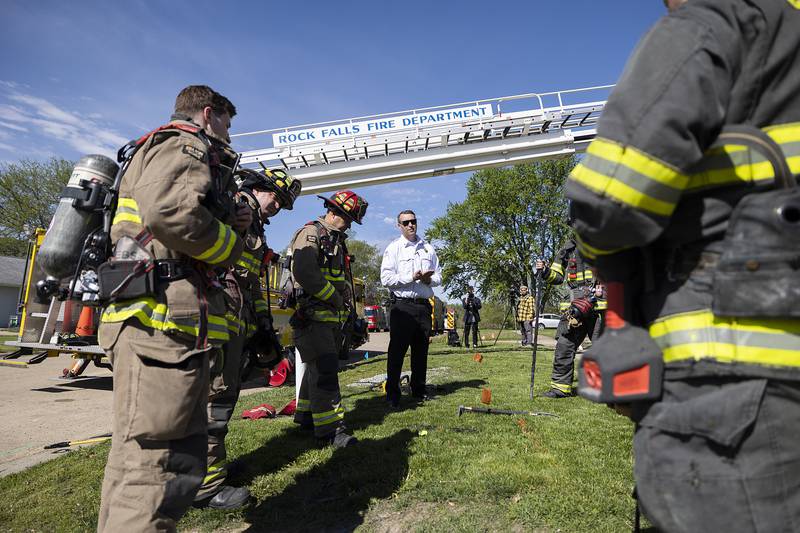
left=400, top=219, right=417, bottom=227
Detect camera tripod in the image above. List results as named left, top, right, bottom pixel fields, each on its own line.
left=491, top=294, right=518, bottom=347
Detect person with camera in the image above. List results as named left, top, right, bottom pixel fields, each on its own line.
left=461, top=286, right=482, bottom=349
left=516, top=285, right=535, bottom=346
left=380, top=210, right=442, bottom=408
left=535, top=238, right=603, bottom=398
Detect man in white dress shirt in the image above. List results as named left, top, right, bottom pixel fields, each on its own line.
left=380, top=210, right=442, bottom=408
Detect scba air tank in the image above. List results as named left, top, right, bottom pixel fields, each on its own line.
left=38, top=154, right=119, bottom=280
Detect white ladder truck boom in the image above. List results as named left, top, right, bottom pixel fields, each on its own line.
left=3, top=84, right=612, bottom=372
left=232, top=84, right=613, bottom=194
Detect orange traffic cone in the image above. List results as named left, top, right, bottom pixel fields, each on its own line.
left=75, top=306, right=95, bottom=337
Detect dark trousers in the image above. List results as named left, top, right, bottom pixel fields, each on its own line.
left=463, top=322, right=479, bottom=347
left=387, top=300, right=432, bottom=400
left=635, top=378, right=800, bottom=532
left=550, top=313, right=602, bottom=394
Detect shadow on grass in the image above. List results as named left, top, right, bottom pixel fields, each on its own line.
left=431, top=343, right=548, bottom=356
left=230, top=379, right=486, bottom=491
left=345, top=378, right=487, bottom=432
left=243, top=429, right=415, bottom=532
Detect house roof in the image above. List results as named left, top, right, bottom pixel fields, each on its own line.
left=0, top=255, right=27, bottom=288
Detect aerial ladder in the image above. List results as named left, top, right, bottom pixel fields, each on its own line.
left=3, top=84, right=611, bottom=372
left=232, top=84, right=612, bottom=193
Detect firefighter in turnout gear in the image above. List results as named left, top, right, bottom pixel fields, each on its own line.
left=97, top=86, right=247, bottom=531
left=566, top=1, right=800, bottom=530
left=290, top=190, right=368, bottom=448
left=194, top=168, right=301, bottom=509
left=536, top=238, right=605, bottom=398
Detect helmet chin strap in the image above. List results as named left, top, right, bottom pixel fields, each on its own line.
left=239, top=188, right=268, bottom=226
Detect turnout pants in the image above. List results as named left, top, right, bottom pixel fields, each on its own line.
left=97, top=321, right=209, bottom=533
left=195, top=331, right=247, bottom=500
left=635, top=378, right=800, bottom=532
left=386, top=300, right=432, bottom=401
left=463, top=322, right=479, bottom=348
left=292, top=321, right=345, bottom=438
left=549, top=313, right=601, bottom=394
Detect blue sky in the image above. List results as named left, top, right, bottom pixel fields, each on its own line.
left=0, top=1, right=666, bottom=297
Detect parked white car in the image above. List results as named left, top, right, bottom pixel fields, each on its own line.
left=534, top=313, right=561, bottom=329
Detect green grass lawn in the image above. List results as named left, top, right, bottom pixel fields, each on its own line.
left=0, top=334, right=19, bottom=353
left=0, top=341, right=641, bottom=532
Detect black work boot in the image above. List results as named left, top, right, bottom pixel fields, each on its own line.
left=194, top=485, right=251, bottom=510
left=318, top=432, right=358, bottom=448
left=542, top=388, right=570, bottom=399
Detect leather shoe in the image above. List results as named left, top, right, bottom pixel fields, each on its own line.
left=387, top=397, right=400, bottom=409
left=194, top=485, right=251, bottom=510
left=542, top=389, right=570, bottom=399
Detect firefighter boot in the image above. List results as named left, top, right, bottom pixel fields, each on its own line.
left=194, top=485, right=251, bottom=510
left=319, top=432, right=358, bottom=448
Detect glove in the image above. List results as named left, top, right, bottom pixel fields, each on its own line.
left=241, top=403, right=276, bottom=420
left=247, top=315, right=283, bottom=367
left=568, top=297, right=594, bottom=327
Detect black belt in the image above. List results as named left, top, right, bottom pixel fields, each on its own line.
left=395, top=297, right=430, bottom=305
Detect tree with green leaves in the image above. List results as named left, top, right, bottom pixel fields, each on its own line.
left=346, top=238, right=386, bottom=305
left=426, top=158, right=576, bottom=308
left=0, top=158, right=74, bottom=257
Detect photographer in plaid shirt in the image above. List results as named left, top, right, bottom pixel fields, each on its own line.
left=516, top=285, right=535, bottom=346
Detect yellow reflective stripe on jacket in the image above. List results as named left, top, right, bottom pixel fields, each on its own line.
left=236, top=250, right=261, bottom=276
left=574, top=233, right=626, bottom=260
left=206, top=315, right=229, bottom=340
left=193, top=222, right=237, bottom=265
left=571, top=138, right=688, bottom=217
left=689, top=123, right=800, bottom=190
left=254, top=298, right=268, bottom=313
left=559, top=302, right=571, bottom=311
left=296, top=399, right=312, bottom=413
left=324, top=272, right=346, bottom=282
left=571, top=270, right=593, bottom=282
left=112, top=197, right=143, bottom=225
left=226, top=313, right=243, bottom=335
left=312, top=406, right=345, bottom=427
left=314, top=281, right=336, bottom=301
left=547, top=262, right=563, bottom=283
left=594, top=299, right=607, bottom=311
left=101, top=297, right=230, bottom=342
left=649, top=309, right=800, bottom=368
left=312, top=309, right=344, bottom=323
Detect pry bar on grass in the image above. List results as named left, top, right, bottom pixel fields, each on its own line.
left=457, top=405, right=558, bottom=418
left=44, top=434, right=112, bottom=449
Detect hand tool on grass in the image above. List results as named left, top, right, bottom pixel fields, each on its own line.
left=457, top=405, right=558, bottom=418
left=44, top=434, right=112, bottom=449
